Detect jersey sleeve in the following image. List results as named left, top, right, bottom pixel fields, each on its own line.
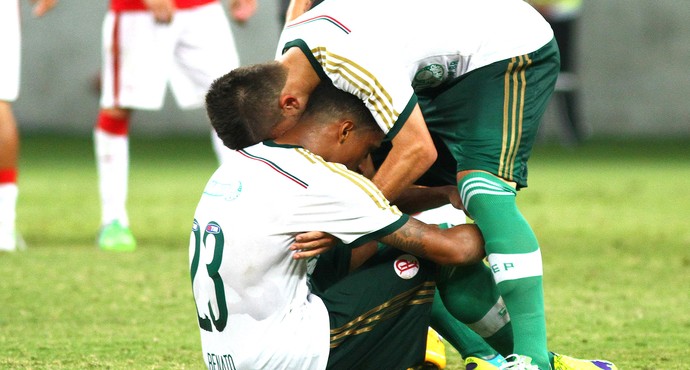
left=289, top=149, right=409, bottom=248
left=278, top=34, right=416, bottom=141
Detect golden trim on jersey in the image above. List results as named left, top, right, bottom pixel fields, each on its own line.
left=311, top=47, right=399, bottom=132
left=295, top=148, right=400, bottom=214
left=498, top=54, right=532, bottom=181
left=329, top=281, right=436, bottom=348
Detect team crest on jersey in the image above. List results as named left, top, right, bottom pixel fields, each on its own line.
left=203, top=179, right=243, bottom=201
left=412, top=64, right=446, bottom=89
left=394, top=254, right=420, bottom=279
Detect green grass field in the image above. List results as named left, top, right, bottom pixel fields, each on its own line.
left=1, top=135, right=689, bottom=369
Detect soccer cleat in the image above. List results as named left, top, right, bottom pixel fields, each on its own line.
left=98, top=221, right=136, bottom=252
left=465, top=354, right=507, bottom=369
left=424, top=327, right=447, bottom=369
left=552, top=352, right=618, bottom=370
left=498, top=354, right=539, bottom=370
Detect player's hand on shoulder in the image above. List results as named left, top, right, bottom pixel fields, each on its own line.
left=290, top=231, right=338, bottom=260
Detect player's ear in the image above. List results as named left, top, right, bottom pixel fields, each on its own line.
left=338, top=120, right=355, bottom=144
left=279, top=94, right=303, bottom=117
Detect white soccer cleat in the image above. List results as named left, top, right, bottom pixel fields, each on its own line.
left=499, top=354, right=539, bottom=370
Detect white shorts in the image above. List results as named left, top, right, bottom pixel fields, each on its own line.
left=0, top=0, right=21, bottom=102
left=100, top=2, right=240, bottom=110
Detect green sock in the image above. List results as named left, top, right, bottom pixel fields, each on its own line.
left=437, top=263, right=513, bottom=356
left=430, top=289, right=498, bottom=360
left=459, top=172, right=549, bottom=370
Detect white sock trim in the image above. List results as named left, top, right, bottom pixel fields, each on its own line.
left=460, top=177, right=514, bottom=210
left=487, top=249, right=543, bottom=284
left=467, top=296, right=511, bottom=338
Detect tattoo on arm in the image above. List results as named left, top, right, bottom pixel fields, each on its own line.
left=381, top=221, right=430, bottom=258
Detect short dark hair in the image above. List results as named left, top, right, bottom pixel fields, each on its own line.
left=303, top=81, right=379, bottom=134
left=205, top=62, right=287, bottom=150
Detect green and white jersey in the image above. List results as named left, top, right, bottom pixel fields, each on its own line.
left=277, top=0, right=553, bottom=138
left=189, top=141, right=407, bottom=370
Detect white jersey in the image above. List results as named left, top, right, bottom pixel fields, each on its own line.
left=277, top=0, right=553, bottom=135
left=189, top=141, right=406, bottom=370
left=0, top=0, right=21, bottom=102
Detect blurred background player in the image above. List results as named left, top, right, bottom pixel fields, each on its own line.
left=0, top=0, right=58, bottom=252
left=94, top=0, right=256, bottom=252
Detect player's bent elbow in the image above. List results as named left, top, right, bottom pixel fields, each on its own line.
left=403, top=134, right=437, bottom=169
left=431, top=248, right=480, bottom=266
left=435, top=225, right=485, bottom=266
left=418, top=142, right=438, bottom=169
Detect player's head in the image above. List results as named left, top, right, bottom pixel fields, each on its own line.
left=283, top=81, right=384, bottom=171
left=301, top=81, right=379, bottom=134
left=205, top=62, right=287, bottom=150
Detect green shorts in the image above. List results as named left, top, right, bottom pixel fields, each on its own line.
left=312, top=246, right=437, bottom=370
left=417, top=38, right=560, bottom=189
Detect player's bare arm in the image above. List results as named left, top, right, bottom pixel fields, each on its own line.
left=379, top=218, right=485, bottom=266
left=30, top=0, right=58, bottom=17
left=292, top=218, right=485, bottom=265
left=229, top=0, right=257, bottom=23
left=291, top=236, right=379, bottom=272
left=284, top=0, right=314, bottom=23
left=371, top=105, right=437, bottom=202
left=358, top=155, right=463, bottom=214
left=394, top=185, right=464, bottom=215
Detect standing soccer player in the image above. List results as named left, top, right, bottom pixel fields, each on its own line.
left=0, top=0, right=58, bottom=252
left=94, top=0, right=256, bottom=252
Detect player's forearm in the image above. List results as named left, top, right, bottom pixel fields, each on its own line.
left=284, top=0, right=313, bottom=23
left=229, top=0, right=257, bottom=23
left=30, top=0, right=58, bottom=17
left=349, top=242, right=378, bottom=271
left=439, top=224, right=485, bottom=264
left=380, top=219, right=484, bottom=266
left=393, top=185, right=456, bottom=215
left=372, top=105, right=437, bottom=202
